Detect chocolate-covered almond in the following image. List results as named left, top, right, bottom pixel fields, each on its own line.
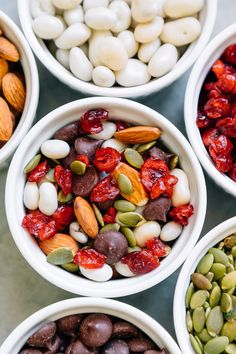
left=149, top=147, right=174, bottom=163
left=94, top=231, right=128, bottom=264
left=54, top=122, right=79, bottom=143
left=74, top=137, right=103, bottom=162
left=20, top=350, right=43, bottom=354
left=27, top=322, right=56, bottom=348
left=144, top=350, right=167, bottom=354
left=65, top=339, right=94, bottom=354
left=112, top=321, right=139, bottom=339
left=61, top=147, right=77, bottom=169
left=57, top=315, right=82, bottom=336
left=80, top=314, right=112, bottom=347
left=143, top=197, right=171, bottom=223
left=127, top=337, right=155, bottom=352
left=101, top=339, right=129, bottom=354
left=72, top=166, right=99, bottom=197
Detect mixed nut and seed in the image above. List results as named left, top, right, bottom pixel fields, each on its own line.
left=22, top=108, right=194, bottom=282
left=186, top=233, right=236, bottom=354
left=19, top=312, right=167, bottom=353
left=31, top=0, right=203, bottom=88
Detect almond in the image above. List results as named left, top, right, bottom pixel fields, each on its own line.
left=2, top=72, right=26, bottom=112
left=0, top=36, right=20, bottom=62
left=112, top=162, right=148, bottom=206
left=0, top=97, right=13, bottom=141
left=74, top=197, right=98, bottom=238
left=114, top=126, right=162, bottom=144
left=0, top=58, right=8, bottom=87
left=39, top=233, right=79, bottom=256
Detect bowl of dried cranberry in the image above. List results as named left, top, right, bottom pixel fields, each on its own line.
left=5, top=97, right=206, bottom=297
left=0, top=297, right=181, bottom=354
left=185, top=23, right=236, bottom=197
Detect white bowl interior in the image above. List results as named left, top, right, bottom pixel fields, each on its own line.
left=185, top=23, right=236, bottom=197
left=174, top=216, right=236, bottom=354
left=17, top=0, right=217, bottom=98
left=5, top=97, right=206, bottom=297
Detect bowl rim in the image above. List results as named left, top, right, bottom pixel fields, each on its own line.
left=0, top=297, right=182, bottom=354
left=5, top=97, right=207, bottom=297
left=173, top=216, right=236, bottom=354
left=0, top=10, right=39, bottom=165
left=17, top=0, right=217, bottom=98
left=184, top=23, right=236, bottom=197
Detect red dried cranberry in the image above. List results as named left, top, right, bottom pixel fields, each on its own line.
left=229, top=164, right=236, bottom=181
left=203, top=97, right=231, bottom=119
left=141, top=158, right=169, bottom=191
left=27, top=161, right=49, bottom=182
left=208, top=89, right=223, bottom=99
left=208, top=146, right=233, bottom=173
left=91, top=176, right=120, bottom=203
left=210, top=135, right=233, bottom=155
left=54, top=165, right=72, bottom=196
left=103, top=207, right=117, bottom=224
left=115, top=121, right=130, bottom=131
left=223, top=44, right=236, bottom=65
left=94, top=147, right=121, bottom=172
left=201, top=128, right=219, bottom=147
left=212, top=59, right=236, bottom=78
left=74, top=249, right=106, bottom=269
left=231, top=103, right=236, bottom=117
left=216, top=74, right=236, bottom=93
left=22, top=211, right=51, bottom=237
left=216, top=117, right=236, bottom=138
left=38, top=220, right=57, bottom=241
left=121, top=250, right=160, bottom=275
left=196, top=111, right=211, bottom=129
left=145, top=238, right=170, bottom=258
left=150, top=175, right=178, bottom=199
left=76, top=154, right=90, bottom=166
left=79, top=109, right=109, bottom=134
left=169, top=204, right=194, bottom=226
left=53, top=205, right=74, bottom=230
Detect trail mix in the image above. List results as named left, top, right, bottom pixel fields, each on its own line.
left=19, top=312, right=167, bottom=353
left=0, top=26, right=26, bottom=147
left=186, top=233, right=236, bottom=354
left=22, top=108, right=194, bottom=282
left=197, top=44, right=236, bottom=181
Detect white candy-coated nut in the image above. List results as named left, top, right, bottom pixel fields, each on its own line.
left=56, top=15, right=67, bottom=31
left=38, top=177, right=48, bottom=187
left=56, top=48, right=70, bottom=69
left=32, top=15, right=64, bottom=39
left=116, top=59, right=151, bottom=87
left=102, top=138, right=127, bottom=152
left=117, top=30, right=139, bottom=58
left=92, top=66, right=115, bottom=88
left=41, top=139, right=70, bottom=159
left=109, top=1, right=131, bottom=33
left=99, top=37, right=128, bottom=71
left=39, top=182, right=58, bottom=216
left=63, top=5, right=84, bottom=25
left=89, top=30, right=112, bottom=67
left=79, top=264, right=113, bottom=282
left=41, top=0, right=56, bottom=14
left=170, top=168, right=191, bottom=207
left=156, top=0, right=166, bottom=17
left=148, top=44, right=178, bottom=78
left=51, top=0, right=82, bottom=10
left=55, top=23, right=91, bottom=49
left=85, top=7, right=117, bottom=31
left=23, top=182, right=39, bottom=211
left=164, top=0, right=204, bottom=18
left=31, top=0, right=56, bottom=18
left=134, top=16, right=164, bottom=44
left=69, top=47, right=93, bottom=82
left=83, top=0, right=109, bottom=11
left=160, top=221, right=183, bottom=242
left=115, top=262, right=135, bottom=277
left=131, top=0, right=158, bottom=23
left=69, top=222, right=88, bottom=243
left=138, top=38, right=161, bottom=63
left=160, top=17, right=201, bottom=46
left=134, top=221, right=161, bottom=248
left=122, top=0, right=132, bottom=5
left=89, top=122, right=117, bottom=140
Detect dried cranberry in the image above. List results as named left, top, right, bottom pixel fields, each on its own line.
left=121, top=250, right=160, bottom=275
left=27, top=161, right=49, bottom=182
left=231, top=103, right=236, bottom=117
left=208, top=89, right=223, bottom=99
left=169, top=204, right=194, bottom=226
left=203, top=97, right=231, bottom=119
left=22, top=211, right=51, bottom=237
left=229, top=164, right=236, bottom=181
left=202, top=128, right=219, bottom=147
left=216, top=74, right=236, bottom=93
left=212, top=59, right=236, bottom=78
left=38, top=220, right=57, bottom=241
left=115, top=121, right=130, bottom=131
left=79, top=109, right=109, bottom=134
left=145, top=238, right=170, bottom=258
left=74, top=249, right=106, bottom=269
left=94, top=147, right=121, bottom=172
left=196, top=111, right=211, bottom=129
left=216, top=117, right=236, bottom=138
left=210, top=135, right=233, bottom=155
left=53, top=205, right=74, bottom=230
left=150, top=175, right=178, bottom=199
left=208, top=146, right=233, bottom=173
left=77, top=154, right=90, bottom=166
left=141, top=158, right=169, bottom=191
left=91, top=176, right=120, bottom=203
left=103, top=207, right=117, bottom=224
left=54, top=165, right=72, bottom=196
left=223, top=44, right=236, bottom=65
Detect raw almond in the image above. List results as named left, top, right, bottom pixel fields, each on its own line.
left=114, top=126, right=162, bottom=144
left=0, top=36, right=20, bottom=62
left=0, top=58, right=8, bottom=87
left=112, top=162, right=148, bottom=206
left=74, top=197, right=98, bottom=238
left=39, top=233, right=79, bottom=256
left=2, top=72, right=26, bottom=112
left=0, top=97, right=13, bottom=141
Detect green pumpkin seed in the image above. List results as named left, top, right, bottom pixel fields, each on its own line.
left=121, top=227, right=136, bottom=247
left=47, top=247, right=74, bottom=265
left=206, top=306, right=224, bottom=337
left=227, top=286, right=236, bottom=295
left=24, top=154, right=41, bottom=174
left=58, top=190, right=73, bottom=203
left=186, top=310, right=193, bottom=332
left=190, top=290, right=209, bottom=310
left=197, top=253, right=214, bottom=275
left=100, top=223, right=120, bottom=232
left=218, top=241, right=225, bottom=250
left=118, top=212, right=143, bottom=227
left=117, top=173, right=133, bottom=195
left=225, top=296, right=236, bottom=321
left=186, top=282, right=195, bottom=308
left=221, top=293, right=233, bottom=313
left=136, top=141, right=157, bottom=153
left=228, top=254, right=234, bottom=265
left=61, top=262, right=79, bottom=273
left=205, top=307, right=211, bottom=319
left=70, top=160, right=86, bottom=175
left=46, top=168, right=56, bottom=182
left=208, top=248, right=229, bottom=266
left=124, top=148, right=144, bottom=169
left=189, top=334, right=203, bottom=354
left=204, top=336, right=229, bottom=354
left=198, top=329, right=213, bottom=343
left=231, top=245, right=236, bottom=257
left=204, top=301, right=210, bottom=309
left=193, top=307, right=206, bottom=333
left=224, top=234, right=236, bottom=249
left=114, top=200, right=136, bottom=212
left=128, top=246, right=141, bottom=253
left=209, top=284, right=221, bottom=308
left=221, top=320, right=236, bottom=342
left=92, top=204, right=104, bottom=227
left=227, top=263, right=235, bottom=273
left=221, top=271, right=236, bottom=290
left=169, top=155, right=179, bottom=170
left=211, top=263, right=226, bottom=280
left=191, top=273, right=212, bottom=290
left=225, top=343, right=236, bottom=354
left=194, top=335, right=203, bottom=351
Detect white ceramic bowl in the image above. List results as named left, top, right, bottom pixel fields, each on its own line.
left=174, top=216, right=236, bottom=354
left=185, top=23, right=236, bottom=197
left=0, top=297, right=181, bottom=354
left=0, top=10, right=39, bottom=166
left=17, top=0, right=217, bottom=98
left=5, top=97, right=207, bottom=297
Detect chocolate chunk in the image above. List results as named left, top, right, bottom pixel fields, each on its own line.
left=80, top=314, right=112, bottom=347
left=65, top=339, right=94, bottom=354
left=57, top=314, right=82, bottom=336
left=143, top=197, right=171, bottom=222
left=127, top=337, right=155, bottom=352
left=94, top=231, right=128, bottom=264
left=46, top=335, right=61, bottom=352
left=54, top=122, right=79, bottom=143
left=61, top=147, right=77, bottom=169
left=149, top=147, right=174, bottom=163
left=75, top=137, right=103, bottom=162
left=96, top=199, right=116, bottom=211
left=112, top=321, right=139, bottom=339
left=27, top=322, right=56, bottom=348
left=72, top=166, right=99, bottom=197
left=101, top=339, right=129, bottom=354
left=20, top=350, right=43, bottom=354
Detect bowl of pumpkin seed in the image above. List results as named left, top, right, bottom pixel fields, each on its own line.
left=174, top=217, right=236, bottom=354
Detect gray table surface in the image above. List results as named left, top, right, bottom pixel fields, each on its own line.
left=1, top=0, right=236, bottom=348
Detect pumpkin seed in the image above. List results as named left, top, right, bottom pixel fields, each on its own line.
left=92, top=203, right=104, bottom=227
left=204, top=301, right=210, bottom=309
left=186, top=282, right=195, bottom=308
left=58, top=190, right=73, bottom=203
left=189, top=334, right=203, bottom=354
left=227, top=287, right=236, bottom=296
left=208, top=248, right=229, bottom=266
left=211, top=263, right=226, bottom=280
left=224, top=296, right=236, bottom=321
left=190, top=290, right=209, bottom=310
left=224, top=234, right=236, bottom=249
left=191, top=273, right=212, bottom=290
left=228, top=254, right=234, bottom=264
left=225, top=343, right=236, bottom=354
left=221, top=320, right=236, bottom=342
left=204, top=336, right=229, bottom=354
left=227, top=263, right=235, bottom=274
left=117, top=173, right=133, bottom=195
left=61, top=262, right=79, bottom=273
left=169, top=155, right=179, bottom=170
left=221, top=271, right=236, bottom=290
left=205, top=307, right=211, bottom=319
left=205, top=272, right=214, bottom=282
left=136, top=141, right=157, bottom=153
left=46, top=168, right=55, bottom=182
left=118, top=212, right=143, bottom=227
left=24, top=154, right=41, bottom=174
left=209, top=284, right=221, bottom=308
left=231, top=245, right=236, bottom=257
left=47, top=247, right=74, bottom=265
left=121, top=227, right=136, bottom=247
left=100, top=223, right=120, bottom=232
left=197, top=253, right=214, bottom=275
left=197, top=329, right=213, bottom=343
left=206, top=306, right=224, bottom=337
left=70, top=160, right=86, bottom=175
left=194, top=335, right=203, bottom=351
left=114, top=200, right=136, bottom=212
left=221, top=293, right=233, bottom=313
left=186, top=310, right=193, bottom=332
left=193, top=307, right=206, bottom=333
left=124, top=148, right=144, bottom=169
left=128, top=246, right=141, bottom=253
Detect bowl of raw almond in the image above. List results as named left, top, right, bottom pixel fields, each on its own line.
left=0, top=10, right=39, bottom=165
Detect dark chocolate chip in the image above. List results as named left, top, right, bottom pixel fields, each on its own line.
left=127, top=337, right=155, bottom=352
left=149, top=147, right=174, bottom=163
left=144, top=350, right=167, bottom=354
left=143, top=197, right=171, bottom=222
left=61, top=147, right=78, bottom=169
left=54, top=122, right=79, bottom=143
left=27, top=322, right=56, bottom=348
left=112, top=321, right=139, bottom=339
left=79, top=314, right=112, bottom=347
left=74, top=137, right=103, bottom=162
left=57, top=314, right=82, bottom=336
left=72, top=166, right=99, bottom=197
left=20, top=350, right=43, bottom=354
left=101, top=339, right=129, bottom=354
left=65, top=339, right=94, bottom=354
left=94, top=231, right=128, bottom=264
left=96, top=199, right=116, bottom=211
